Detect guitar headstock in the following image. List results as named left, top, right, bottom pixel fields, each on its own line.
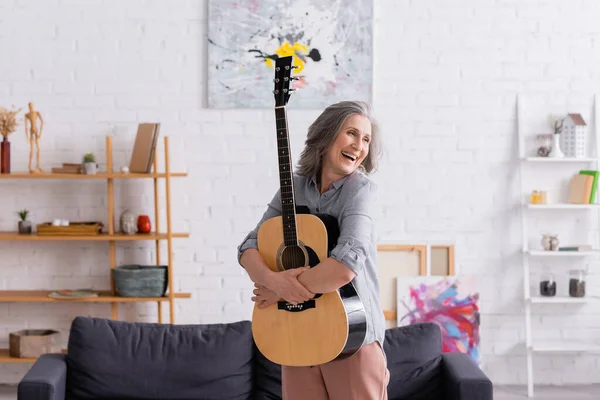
left=273, top=56, right=298, bottom=107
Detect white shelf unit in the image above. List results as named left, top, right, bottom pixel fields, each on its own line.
left=517, top=94, right=600, bottom=397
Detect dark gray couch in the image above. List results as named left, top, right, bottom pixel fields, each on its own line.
left=18, top=316, right=492, bottom=400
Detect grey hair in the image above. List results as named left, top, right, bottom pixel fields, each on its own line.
left=296, top=100, right=382, bottom=179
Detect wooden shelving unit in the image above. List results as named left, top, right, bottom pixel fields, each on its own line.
left=0, top=136, right=190, bottom=363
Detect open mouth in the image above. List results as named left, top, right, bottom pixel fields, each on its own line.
left=341, top=152, right=357, bottom=162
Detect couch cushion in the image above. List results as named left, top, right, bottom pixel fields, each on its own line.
left=384, top=323, right=443, bottom=400
left=252, top=343, right=282, bottom=399
left=66, top=317, right=253, bottom=400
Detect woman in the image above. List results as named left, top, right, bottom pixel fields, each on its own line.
left=237, top=100, right=388, bottom=400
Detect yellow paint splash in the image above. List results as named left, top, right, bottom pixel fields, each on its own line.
left=265, top=42, right=308, bottom=72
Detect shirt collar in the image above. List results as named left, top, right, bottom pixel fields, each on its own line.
left=309, top=171, right=353, bottom=191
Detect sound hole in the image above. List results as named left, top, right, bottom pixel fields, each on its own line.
left=281, top=245, right=306, bottom=270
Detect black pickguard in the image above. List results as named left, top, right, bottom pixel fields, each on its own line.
left=275, top=205, right=367, bottom=359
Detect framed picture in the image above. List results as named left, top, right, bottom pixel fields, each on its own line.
left=396, top=275, right=481, bottom=366
left=376, top=244, right=426, bottom=324
left=207, top=0, right=374, bottom=109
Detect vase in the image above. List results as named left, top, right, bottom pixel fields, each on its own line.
left=548, top=134, right=564, bottom=158
left=83, top=162, right=97, bottom=175
left=541, top=234, right=559, bottom=251
left=137, top=215, right=151, bottom=234
left=1, top=137, right=10, bottom=174
left=18, top=221, right=31, bottom=234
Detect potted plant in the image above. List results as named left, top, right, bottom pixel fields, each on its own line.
left=82, top=153, right=97, bottom=175
left=17, top=209, right=31, bottom=234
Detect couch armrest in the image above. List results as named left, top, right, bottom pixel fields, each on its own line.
left=18, top=354, right=67, bottom=400
left=441, top=353, right=493, bottom=400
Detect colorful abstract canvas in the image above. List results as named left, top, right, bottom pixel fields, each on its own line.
left=207, top=0, right=373, bottom=109
left=397, top=276, right=481, bottom=365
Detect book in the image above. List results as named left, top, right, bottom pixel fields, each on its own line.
left=579, top=170, right=599, bottom=204
left=129, top=123, right=160, bottom=173
left=568, top=174, right=594, bottom=204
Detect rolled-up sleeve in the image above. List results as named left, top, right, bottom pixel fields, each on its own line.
left=237, top=189, right=282, bottom=266
left=330, top=181, right=375, bottom=275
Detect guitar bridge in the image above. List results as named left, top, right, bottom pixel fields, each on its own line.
left=277, top=300, right=316, bottom=312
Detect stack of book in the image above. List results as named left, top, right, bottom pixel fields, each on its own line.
left=51, top=163, right=83, bottom=174
left=568, top=170, right=599, bottom=204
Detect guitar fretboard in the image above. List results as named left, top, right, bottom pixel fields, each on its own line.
left=275, top=107, right=298, bottom=246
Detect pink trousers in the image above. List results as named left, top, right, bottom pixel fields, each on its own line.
left=281, top=341, right=390, bottom=400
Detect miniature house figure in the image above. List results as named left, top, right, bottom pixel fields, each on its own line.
left=560, top=113, right=587, bottom=158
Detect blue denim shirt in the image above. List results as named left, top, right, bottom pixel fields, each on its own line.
left=238, top=169, right=386, bottom=349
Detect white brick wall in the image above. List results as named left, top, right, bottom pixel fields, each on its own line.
left=1, top=0, right=600, bottom=386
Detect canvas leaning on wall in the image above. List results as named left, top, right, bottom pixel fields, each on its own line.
left=396, top=276, right=481, bottom=366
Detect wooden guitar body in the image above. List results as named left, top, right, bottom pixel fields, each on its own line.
left=252, top=210, right=367, bottom=367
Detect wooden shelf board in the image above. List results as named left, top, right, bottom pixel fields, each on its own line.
left=0, top=172, right=187, bottom=179
left=523, top=157, right=599, bottom=163
left=0, top=290, right=191, bottom=303
left=0, top=348, right=68, bottom=363
left=0, top=232, right=189, bottom=241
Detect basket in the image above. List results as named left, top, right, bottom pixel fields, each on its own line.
left=37, top=221, right=103, bottom=236
left=9, top=329, right=61, bottom=358
left=112, top=265, right=168, bottom=297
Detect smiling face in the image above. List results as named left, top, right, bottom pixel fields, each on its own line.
left=320, top=114, right=372, bottom=187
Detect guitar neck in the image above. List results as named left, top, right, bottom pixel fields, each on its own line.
left=275, top=106, right=298, bottom=246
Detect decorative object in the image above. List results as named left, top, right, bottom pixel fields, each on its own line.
left=547, top=114, right=564, bottom=158
left=536, top=134, right=551, bottom=157
left=530, top=190, right=547, bottom=204
left=0, top=105, right=22, bottom=174
left=24, top=102, right=44, bottom=173
left=207, top=0, right=373, bottom=109
left=9, top=329, right=61, bottom=358
left=541, top=234, right=559, bottom=251
left=112, top=265, right=168, bottom=297
left=539, top=272, right=556, bottom=297
left=569, top=269, right=586, bottom=298
left=137, top=214, right=151, bottom=233
left=560, top=113, right=587, bottom=158
left=82, top=153, right=97, bottom=175
left=48, top=289, right=99, bottom=299
left=397, top=275, right=480, bottom=366
left=17, top=209, right=32, bottom=234
left=119, top=209, right=137, bottom=235
left=36, top=221, right=103, bottom=236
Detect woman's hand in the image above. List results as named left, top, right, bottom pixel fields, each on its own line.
left=265, top=267, right=314, bottom=305
left=251, top=284, right=280, bottom=309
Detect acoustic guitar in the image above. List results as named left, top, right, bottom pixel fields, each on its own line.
left=251, top=56, right=367, bottom=367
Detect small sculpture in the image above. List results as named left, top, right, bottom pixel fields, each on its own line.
left=24, top=102, right=44, bottom=173
left=541, top=234, right=559, bottom=251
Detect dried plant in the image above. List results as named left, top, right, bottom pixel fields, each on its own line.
left=0, top=105, right=23, bottom=139
left=548, top=114, right=564, bottom=135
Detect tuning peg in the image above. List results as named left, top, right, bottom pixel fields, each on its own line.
left=292, top=76, right=301, bottom=81
left=291, top=65, right=299, bottom=69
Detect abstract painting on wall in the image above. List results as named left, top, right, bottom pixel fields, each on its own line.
left=397, top=276, right=481, bottom=365
left=207, top=0, right=373, bottom=109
